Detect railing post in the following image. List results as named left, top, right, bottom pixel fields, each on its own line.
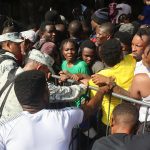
left=142, top=107, right=149, bottom=134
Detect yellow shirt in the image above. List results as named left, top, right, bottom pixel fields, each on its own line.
left=89, top=55, right=136, bottom=125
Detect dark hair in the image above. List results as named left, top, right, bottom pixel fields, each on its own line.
left=44, top=9, right=62, bottom=24
left=145, top=44, right=150, bottom=56
left=2, top=17, right=26, bottom=33
left=99, top=38, right=122, bottom=67
left=60, top=38, right=78, bottom=59
left=79, top=39, right=96, bottom=59
left=2, top=26, right=16, bottom=34
left=80, top=20, right=92, bottom=37
left=97, top=22, right=115, bottom=37
left=60, top=38, right=78, bottom=52
left=39, top=21, right=55, bottom=32
left=114, top=31, right=132, bottom=46
left=14, top=70, right=47, bottom=106
left=136, top=27, right=150, bottom=38
left=80, top=39, right=96, bottom=52
left=68, top=20, right=83, bottom=37
left=113, top=103, right=139, bottom=128
left=118, top=14, right=131, bottom=23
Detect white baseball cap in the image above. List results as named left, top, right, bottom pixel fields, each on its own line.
left=28, top=49, right=55, bottom=73
left=0, top=32, right=23, bottom=43
left=20, top=30, right=36, bottom=43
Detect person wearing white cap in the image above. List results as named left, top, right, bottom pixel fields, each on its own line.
left=0, top=49, right=87, bottom=121
left=0, top=70, right=109, bottom=150
left=20, top=30, right=36, bottom=56
left=0, top=32, right=23, bottom=77
left=21, top=30, right=36, bottom=43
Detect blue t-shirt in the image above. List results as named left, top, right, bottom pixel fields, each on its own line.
left=140, top=5, right=150, bottom=25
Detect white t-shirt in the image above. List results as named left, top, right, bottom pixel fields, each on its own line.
left=0, top=67, right=86, bottom=121
left=134, top=60, right=150, bottom=75
left=139, top=73, right=150, bottom=122
left=139, top=95, right=150, bottom=122
left=0, top=108, right=83, bottom=150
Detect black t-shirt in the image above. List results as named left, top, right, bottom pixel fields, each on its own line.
left=92, top=133, right=134, bottom=150
left=123, top=133, right=150, bottom=150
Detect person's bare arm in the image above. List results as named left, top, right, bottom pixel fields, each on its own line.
left=129, top=75, right=141, bottom=99
left=91, top=74, right=129, bottom=96
left=129, top=74, right=150, bottom=99
left=71, top=73, right=91, bottom=81
left=81, top=86, right=110, bottom=120
left=91, top=73, right=149, bottom=101
left=91, top=74, right=114, bottom=87
left=59, top=71, right=90, bottom=82
left=112, top=85, right=130, bottom=97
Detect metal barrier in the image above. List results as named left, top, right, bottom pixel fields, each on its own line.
left=50, top=74, right=150, bottom=150
left=51, top=74, right=150, bottom=107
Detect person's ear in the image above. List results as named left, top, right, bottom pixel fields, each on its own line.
left=6, top=42, right=14, bottom=53
left=107, top=34, right=111, bottom=40
left=36, top=64, right=42, bottom=71
left=110, top=115, right=114, bottom=127
left=6, top=41, right=11, bottom=49
left=47, top=72, right=51, bottom=80
left=39, top=30, right=44, bottom=37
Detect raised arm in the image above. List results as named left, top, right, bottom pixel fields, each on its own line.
left=48, top=82, right=87, bottom=101
left=81, top=86, right=110, bottom=120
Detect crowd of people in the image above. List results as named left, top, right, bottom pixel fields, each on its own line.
left=0, top=0, right=150, bottom=150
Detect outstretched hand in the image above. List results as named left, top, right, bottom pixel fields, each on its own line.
left=91, top=74, right=115, bottom=87
left=80, top=78, right=90, bottom=86
left=59, top=71, right=70, bottom=83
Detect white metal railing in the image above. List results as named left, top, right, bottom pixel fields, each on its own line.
left=51, top=74, right=150, bottom=137
left=51, top=74, right=150, bottom=107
